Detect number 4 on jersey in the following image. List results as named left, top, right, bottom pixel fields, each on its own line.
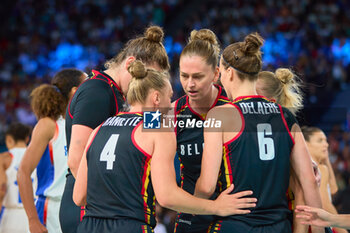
left=100, top=134, right=119, bottom=170
left=257, top=123, right=275, bottom=161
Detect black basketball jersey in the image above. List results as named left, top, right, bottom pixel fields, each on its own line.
left=84, top=113, right=156, bottom=228
left=66, top=70, right=126, bottom=150
left=174, top=85, right=229, bottom=194
left=218, top=96, right=297, bottom=226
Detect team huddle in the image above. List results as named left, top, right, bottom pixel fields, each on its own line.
left=0, top=26, right=334, bottom=233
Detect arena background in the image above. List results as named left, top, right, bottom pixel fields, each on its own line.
left=0, top=0, right=349, bottom=232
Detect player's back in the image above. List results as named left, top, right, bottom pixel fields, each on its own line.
left=85, top=113, right=156, bottom=227
left=219, top=96, right=296, bottom=226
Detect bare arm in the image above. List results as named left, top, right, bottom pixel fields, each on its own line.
left=0, top=153, right=11, bottom=211
left=67, top=124, right=93, bottom=178
left=289, top=169, right=309, bottom=233
left=194, top=112, right=223, bottom=198
left=324, top=158, right=338, bottom=195
left=17, top=118, right=55, bottom=233
left=151, top=130, right=256, bottom=216
left=73, top=126, right=100, bottom=206
left=290, top=124, right=324, bottom=233
left=296, top=205, right=350, bottom=230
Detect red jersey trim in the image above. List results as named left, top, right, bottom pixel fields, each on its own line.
left=85, top=124, right=103, bottom=153
left=223, top=103, right=245, bottom=145
left=131, top=121, right=152, bottom=158
left=279, top=105, right=295, bottom=145
left=174, top=99, right=180, bottom=135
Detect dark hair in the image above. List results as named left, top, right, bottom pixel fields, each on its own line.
left=5, top=123, right=31, bottom=143
left=51, top=68, right=85, bottom=102
left=301, top=126, right=322, bottom=142
left=105, top=25, right=170, bottom=71
left=180, top=29, right=220, bottom=70
left=222, top=32, right=264, bottom=81
left=31, top=68, right=84, bottom=120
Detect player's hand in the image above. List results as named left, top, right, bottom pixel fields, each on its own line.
left=29, top=218, right=48, bottom=233
left=214, top=184, right=257, bottom=216
left=295, top=205, right=332, bottom=227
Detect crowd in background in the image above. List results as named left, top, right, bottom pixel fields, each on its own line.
left=1, top=0, right=350, bottom=232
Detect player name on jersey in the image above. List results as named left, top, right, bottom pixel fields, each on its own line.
left=179, top=142, right=204, bottom=156
left=102, top=116, right=142, bottom=127
left=239, top=101, right=280, bottom=115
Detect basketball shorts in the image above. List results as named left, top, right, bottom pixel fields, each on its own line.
left=0, top=208, right=29, bottom=233
left=174, top=212, right=215, bottom=233
left=208, top=219, right=291, bottom=233
left=77, top=216, right=154, bottom=233
left=36, top=196, right=62, bottom=233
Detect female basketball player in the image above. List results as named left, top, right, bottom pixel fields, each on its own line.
left=302, top=126, right=346, bottom=233
left=0, top=123, right=32, bottom=233
left=73, top=60, right=257, bottom=233
left=256, top=68, right=327, bottom=233
left=173, top=28, right=231, bottom=233
left=17, top=69, right=85, bottom=233
left=194, top=33, right=324, bottom=233
left=61, top=26, right=170, bottom=233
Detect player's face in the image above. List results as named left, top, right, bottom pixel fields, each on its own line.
left=306, top=131, right=329, bottom=162
left=159, top=80, right=173, bottom=114
left=179, top=55, right=217, bottom=102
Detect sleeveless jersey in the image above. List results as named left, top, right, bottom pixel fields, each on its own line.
left=4, top=148, right=37, bottom=208
left=174, top=85, right=229, bottom=194
left=66, top=70, right=126, bottom=150
left=85, top=113, right=156, bottom=227
left=218, top=96, right=297, bottom=226
left=36, top=117, right=67, bottom=199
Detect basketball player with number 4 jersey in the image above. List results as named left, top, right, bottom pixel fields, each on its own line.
left=195, top=33, right=324, bottom=233
left=0, top=123, right=35, bottom=233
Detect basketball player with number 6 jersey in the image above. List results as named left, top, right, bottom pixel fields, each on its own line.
left=195, top=33, right=324, bottom=233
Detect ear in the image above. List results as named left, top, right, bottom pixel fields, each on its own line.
left=152, top=90, right=161, bottom=109
left=124, top=56, right=136, bottom=70
left=69, top=87, right=78, bottom=99
left=228, top=67, right=235, bottom=82
left=5, top=135, right=14, bottom=150
left=213, top=67, right=220, bottom=83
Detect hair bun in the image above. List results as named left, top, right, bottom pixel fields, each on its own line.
left=128, top=60, right=147, bottom=79
left=275, top=68, right=294, bottom=84
left=242, top=33, right=264, bottom=56
left=189, top=29, right=218, bottom=46
left=144, top=26, right=164, bottom=43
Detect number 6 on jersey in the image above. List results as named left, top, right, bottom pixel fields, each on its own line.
left=257, top=123, right=275, bottom=161
left=100, top=134, right=119, bottom=170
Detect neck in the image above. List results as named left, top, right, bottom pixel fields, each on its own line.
left=12, top=142, right=27, bottom=149
left=228, top=80, right=258, bottom=101
left=129, top=104, right=144, bottom=113
left=104, top=65, right=124, bottom=93
left=189, top=85, right=218, bottom=114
